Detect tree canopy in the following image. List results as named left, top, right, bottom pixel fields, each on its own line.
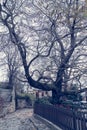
left=0, top=0, right=87, bottom=103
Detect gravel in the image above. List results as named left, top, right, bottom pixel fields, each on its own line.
left=0, top=109, right=51, bottom=130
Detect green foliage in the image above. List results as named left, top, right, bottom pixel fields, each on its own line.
left=61, top=100, right=87, bottom=110
left=17, top=93, right=36, bottom=103
left=67, top=84, right=82, bottom=101
left=35, top=97, right=52, bottom=105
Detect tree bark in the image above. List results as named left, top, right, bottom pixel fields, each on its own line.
left=7, top=74, right=13, bottom=89
left=12, top=85, right=16, bottom=110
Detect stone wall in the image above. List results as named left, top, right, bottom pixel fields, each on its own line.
left=0, top=88, right=12, bottom=102
left=17, top=99, right=32, bottom=109
left=0, top=88, right=15, bottom=117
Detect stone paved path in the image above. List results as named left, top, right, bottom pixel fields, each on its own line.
left=0, top=109, right=51, bottom=130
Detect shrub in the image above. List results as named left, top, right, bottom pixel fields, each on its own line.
left=35, top=97, right=52, bottom=105
left=16, top=93, right=36, bottom=106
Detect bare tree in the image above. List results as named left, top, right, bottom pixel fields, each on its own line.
left=3, top=45, right=20, bottom=89
left=0, top=0, right=87, bottom=103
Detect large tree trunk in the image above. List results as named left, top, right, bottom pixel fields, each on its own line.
left=52, top=90, right=60, bottom=104
left=52, top=78, right=63, bottom=104
left=12, top=85, right=16, bottom=110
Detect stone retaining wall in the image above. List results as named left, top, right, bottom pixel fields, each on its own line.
left=34, top=114, right=62, bottom=130
left=0, top=88, right=12, bottom=102
left=17, top=99, right=33, bottom=109
left=0, top=88, right=15, bottom=117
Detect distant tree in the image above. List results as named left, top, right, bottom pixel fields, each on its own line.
left=4, top=45, right=20, bottom=89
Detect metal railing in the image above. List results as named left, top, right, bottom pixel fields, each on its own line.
left=34, top=103, right=87, bottom=130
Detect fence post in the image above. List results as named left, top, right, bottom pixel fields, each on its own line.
left=81, top=112, right=86, bottom=130
left=73, top=109, right=77, bottom=130
left=0, top=97, right=4, bottom=117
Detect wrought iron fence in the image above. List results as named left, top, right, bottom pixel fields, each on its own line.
left=34, top=103, right=87, bottom=130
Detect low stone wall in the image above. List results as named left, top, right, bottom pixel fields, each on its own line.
left=34, top=114, right=62, bottom=130
left=0, top=102, right=15, bottom=117
left=0, top=88, right=15, bottom=117
left=17, top=99, right=32, bottom=109
left=0, top=102, right=16, bottom=118
left=0, top=88, right=12, bottom=102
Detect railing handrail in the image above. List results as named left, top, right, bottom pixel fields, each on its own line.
left=34, top=103, right=87, bottom=130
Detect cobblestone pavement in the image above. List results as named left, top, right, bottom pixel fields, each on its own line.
left=0, top=109, right=51, bottom=130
